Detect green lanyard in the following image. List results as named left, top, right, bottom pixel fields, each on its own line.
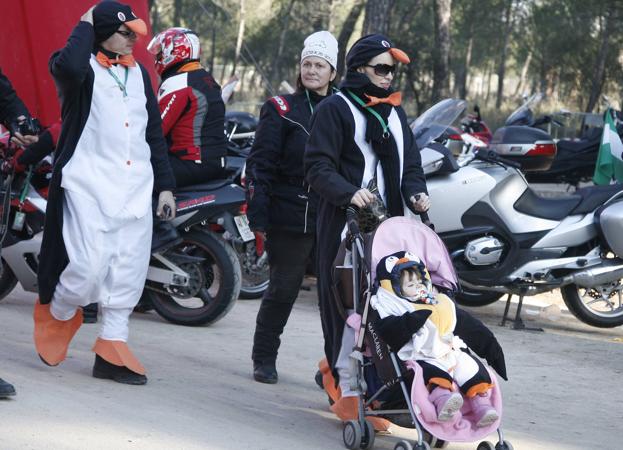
left=345, top=89, right=391, bottom=138
left=305, top=89, right=315, bottom=115
left=305, top=87, right=339, bottom=115
left=107, top=66, right=129, bottom=97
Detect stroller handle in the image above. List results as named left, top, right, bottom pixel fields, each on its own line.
left=345, top=205, right=361, bottom=236
left=419, top=211, right=434, bottom=230
left=414, top=194, right=435, bottom=230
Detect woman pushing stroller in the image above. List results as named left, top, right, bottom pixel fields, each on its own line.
left=305, top=33, right=429, bottom=424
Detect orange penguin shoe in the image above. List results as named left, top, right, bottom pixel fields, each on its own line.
left=33, top=299, right=83, bottom=366
left=92, top=338, right=147, bottom=385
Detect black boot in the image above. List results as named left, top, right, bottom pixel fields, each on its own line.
left=0, top=378, right=16, bottom=398
left=92, top=355, right=147, bottom=385
left=82, top=302, right=98, bottom=324
left=151, top=219, right=182, bottom=254
left=253, top=360, right=278, bottom=384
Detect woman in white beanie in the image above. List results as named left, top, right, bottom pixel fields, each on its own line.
left=246, top=30, right=338, bottom=384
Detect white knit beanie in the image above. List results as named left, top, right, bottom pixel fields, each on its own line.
left=300, top=30, right=338, bottom=69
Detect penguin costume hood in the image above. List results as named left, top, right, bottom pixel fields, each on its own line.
left=375, top=251, right=436, bottom=304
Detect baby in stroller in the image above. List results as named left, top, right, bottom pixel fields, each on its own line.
left=371, top=251, right=499, bottom=428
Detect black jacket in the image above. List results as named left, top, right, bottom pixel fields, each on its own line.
left=246, top=90, right=327, bottom=234
left=0, top=67, right=29, bottom=127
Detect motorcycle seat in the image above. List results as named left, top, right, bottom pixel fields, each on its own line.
left=514, top=188, right=581, bottom=220
left=176, top=178, right=233, bottom=193
left=571, top=184, right=623, bottom=214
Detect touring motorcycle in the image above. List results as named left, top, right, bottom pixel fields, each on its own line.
left=413, top=99, right=623, bottom=328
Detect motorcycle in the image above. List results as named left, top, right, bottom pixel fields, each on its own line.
left=0, top=134, right=246, bottom=326
left=223, top=111, right=270, bottom=299
left=413, top=99, right=623, bottom=328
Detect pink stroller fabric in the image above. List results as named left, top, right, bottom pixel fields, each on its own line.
left=406, top=361, right=503, bottom=441
left=370, top=216, right=458, bottom=290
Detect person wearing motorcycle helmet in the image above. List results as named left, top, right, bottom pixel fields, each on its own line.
left=246, top=31, right=338, bottom=385
left=147, top=27, right=228, bottom=187
left=305, top=34, right=430, bottom=425
left=33, top=2, right=176, bottom=386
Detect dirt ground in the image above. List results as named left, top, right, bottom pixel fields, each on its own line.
left=1, top=283, right=622, bottom=450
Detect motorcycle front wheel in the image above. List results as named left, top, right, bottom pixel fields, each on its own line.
left=145, top=230, right=241, bottom=326
left=455, top=287, right=502, bottom=307
left=561, top=282, right=623, bottom=328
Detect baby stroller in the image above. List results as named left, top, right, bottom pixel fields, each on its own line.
left=333, top=209, right=512, bottom=450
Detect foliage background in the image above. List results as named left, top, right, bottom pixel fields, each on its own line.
left=148, top=0, right=623, bottom=130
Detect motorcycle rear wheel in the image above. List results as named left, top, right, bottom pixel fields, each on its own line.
left=455, top=288, right=502, bottom=307
left=236, top=240, right=269, bottom=300
left=561, top=282, right=623, bottom=328
left=146, top=230, right=241, bottom=326
left=0, top=259, right=17, bottom=302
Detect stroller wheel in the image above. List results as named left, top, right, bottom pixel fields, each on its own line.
left=412, top=441, right=431, bottom=450
left=343, top=420, right=362, bottom=449
left=495, top=441, right=514, bottom=450
left=394, top=440, right=413, bottom=450
left=361, top=419, right=375, bottom=450
left=477, top=442, right=495, bottom=450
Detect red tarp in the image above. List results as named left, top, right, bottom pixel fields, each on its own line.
left=0, top=0, right=157, bottom=127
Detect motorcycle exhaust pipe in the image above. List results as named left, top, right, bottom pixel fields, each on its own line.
left=460, top=260, right=623, bottom=295
left=561, top=262, right=623, bottom=289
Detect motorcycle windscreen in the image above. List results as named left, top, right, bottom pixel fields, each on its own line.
left=411, top=99, right=467, bottom=149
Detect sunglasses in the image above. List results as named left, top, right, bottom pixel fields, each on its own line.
left=365, top=64, right=396, bottom=77
left=116, top=29, right=137, bottom=39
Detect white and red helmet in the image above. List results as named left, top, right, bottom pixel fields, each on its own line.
left=147, top=27, right=201, bottom=75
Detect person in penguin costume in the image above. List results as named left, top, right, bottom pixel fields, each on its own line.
left=33, top=1, right=176, bottom=385
left=371, top=251, right=503, bottom=427
left=305, top=34, right=429, bottom=426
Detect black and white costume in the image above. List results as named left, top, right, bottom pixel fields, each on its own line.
left=305, top=91, right=427, bottom=382
left=38, top=20, right=175, bottom=341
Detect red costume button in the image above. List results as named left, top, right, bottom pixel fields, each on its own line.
left=125, top=122, right=129, bottom=127
left=126, top=160, right=131, bottom=165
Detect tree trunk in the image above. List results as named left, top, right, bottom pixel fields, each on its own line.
left=173, top=0, right=183, bottom=29
left=362, top=0, right=394, bottom=35
left=148, top=0, right=159, bottom=32
left=210, top=4, right=217, bottom=74
left=336, top=0, right=364, bottom=76
left=586, top=8, right=614, bottom=112
left=231, top=0, right=246, bottom=77
left=456, top=34, right=473, bottom=99
left=431, top=0, right=452, bottom=103
left=513, top=51, right=532, bottom=97
left=311, top=0, right=333, bottom=30
left=265, top=0, right=297, bottom=97
left=495, top=0, right=514, bottom=109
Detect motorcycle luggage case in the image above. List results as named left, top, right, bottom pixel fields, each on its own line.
left=489, top=126, right=556, bottom=172
left=595, top=199, right=623, bottom=257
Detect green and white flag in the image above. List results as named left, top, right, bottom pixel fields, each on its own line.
left=593, top=108, right=623, bottom=185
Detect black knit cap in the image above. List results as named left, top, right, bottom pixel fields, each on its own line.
left=345, top=34, right=410, bottom=70
left=93, top=1, right=147, bottom=43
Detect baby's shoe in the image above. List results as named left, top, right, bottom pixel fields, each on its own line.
left=469, top=390, right=499, bottom=427
left=429, top=386, right=463, bottom=422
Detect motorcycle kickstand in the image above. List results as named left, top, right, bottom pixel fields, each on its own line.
left=499, top=293, right=543, bottom=332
